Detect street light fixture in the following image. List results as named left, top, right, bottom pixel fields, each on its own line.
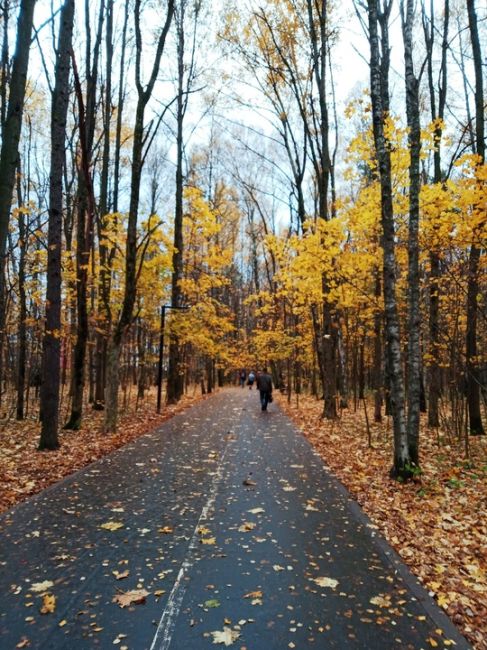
left=156, top=304, right=189, bottom=413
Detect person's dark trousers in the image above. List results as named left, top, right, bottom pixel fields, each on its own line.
left=260, top=390, right=270, bottom=410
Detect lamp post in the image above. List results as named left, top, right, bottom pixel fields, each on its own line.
left=156, top=304, right=188, bottom=413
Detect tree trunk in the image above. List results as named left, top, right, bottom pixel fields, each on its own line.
left=465, top=0, right=485, bottom=436
left=422, top=0, right=449, bottom=428
left=366, top=0, right=409, bottom=478
left=0, top=0, right=36, bottom=267
left=402, top=0, right=422, bottom=466
left=39, top=0, right=75, bottom=450
left=16, top=176, right=27, bottom=420
left=104, top=338, right=120, bottom=432
left=167, top=3, right=186, bottom=404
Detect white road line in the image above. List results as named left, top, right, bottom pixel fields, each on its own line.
left=149, top=443, right=230, bottom=650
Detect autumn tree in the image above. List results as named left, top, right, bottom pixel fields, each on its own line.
left=39, top=0, right=75, bottom=450
left=465, top=0, right=485, bottom=436
left=104, top=0, right=174, bottom=432
left=0, top=0, right=36, bottom=406
left=365, top=0, right=410, bottom=478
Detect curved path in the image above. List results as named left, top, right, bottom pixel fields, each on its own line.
left=0, top=388, right=470, bottom=649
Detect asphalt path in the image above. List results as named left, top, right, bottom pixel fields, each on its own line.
left=0, top=388, right=470, bottom=649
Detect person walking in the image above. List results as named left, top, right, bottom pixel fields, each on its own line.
left=239, top=369, right=247, bottom=388
left=256, top=368, right=273, bottom=411
left=248, top=370, right=255, bottom=389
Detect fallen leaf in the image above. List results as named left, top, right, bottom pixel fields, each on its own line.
left=312, top=577, right=339, bottom=589
left=200, top=537, right=216, bottom=545
left=100, top=521, right=124, bottom=531
left=244, top=590, right=263, bottom=599
left=39, top=593, right=56, bottom=614
left=210, top=627, right=240, bottom=646
left=203, top=599, right=220, bottom=608
left=238, top=522, right=256, bottom=532
left=30, top=581, right=54, bottom=593
left=112, top=570, right=129, bottom=580
left=112, top=588, right=149, bottom=608
left=198, top=526, right=211, bottom=535
left=158, top=526, right=173, bottom=534
left=248, top=507, right=265, bottom=514
left=370, top=595, right=391, bottom=607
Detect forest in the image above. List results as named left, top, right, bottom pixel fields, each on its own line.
left=0, top=0, right=486, bottom=646
left=0, top=0, right=485, bottom=462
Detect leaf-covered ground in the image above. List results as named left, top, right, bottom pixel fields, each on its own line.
left=277, top=393, right=487, bottom=650
left=0, top=388, right=207, bottom=515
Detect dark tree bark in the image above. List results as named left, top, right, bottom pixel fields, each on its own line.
left=366, top=0, right=410, bottom=478
left=16, top=165, right=27, bottom=420
left=401, top=0, right=422, bottom=466
left=0, top=0, right=36, bottom=407
left=39, top=0, right=75, bottom=450
left=166, top=3, right=186, bottom=404
left=0, top=0, right=36, bottom=266
left=373, top=270, right=383, bottom=422
left=465, top=0, right=485, bottom=435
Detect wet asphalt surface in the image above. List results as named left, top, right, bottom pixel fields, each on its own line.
left=0, top=388, right=470, bottom=650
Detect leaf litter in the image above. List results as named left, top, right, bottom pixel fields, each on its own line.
left=277, top=392, right=487, bottom=649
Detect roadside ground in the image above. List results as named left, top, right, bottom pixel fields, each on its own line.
left=277, top=392, right=487, bottom=649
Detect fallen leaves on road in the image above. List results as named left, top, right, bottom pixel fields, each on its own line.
left=277, top=393, right=487, bottom=650
left=0, top=388, right=208, bottom=515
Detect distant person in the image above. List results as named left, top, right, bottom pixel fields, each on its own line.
left=248, top=370, right=255, bottom=389
left=256, top=368, right=273, bottom=411
left=239, top=369, right=247, bottom=388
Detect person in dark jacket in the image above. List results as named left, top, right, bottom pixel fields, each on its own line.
left=256, top=368, right=273, bottom=411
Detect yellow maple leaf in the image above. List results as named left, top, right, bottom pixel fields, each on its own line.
left=200, top=537, right=216, bottom=545
left=40, top=593, right=56, bottom=614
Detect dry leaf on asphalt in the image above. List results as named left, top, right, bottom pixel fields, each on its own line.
left=112, top=588, right=149, bottom=608
left=238, top=522, right=256, bottom=532
left=112, top=570, right=129, bottom=580
left=39, top=593, right=56, bottom=614
left=30, top=580, right=54, bottom=593
left=312, top=577, right=339, bottom=589
left=210, top=627, right=240, bottom=646
left=100, top=521, right=124, bottom=531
